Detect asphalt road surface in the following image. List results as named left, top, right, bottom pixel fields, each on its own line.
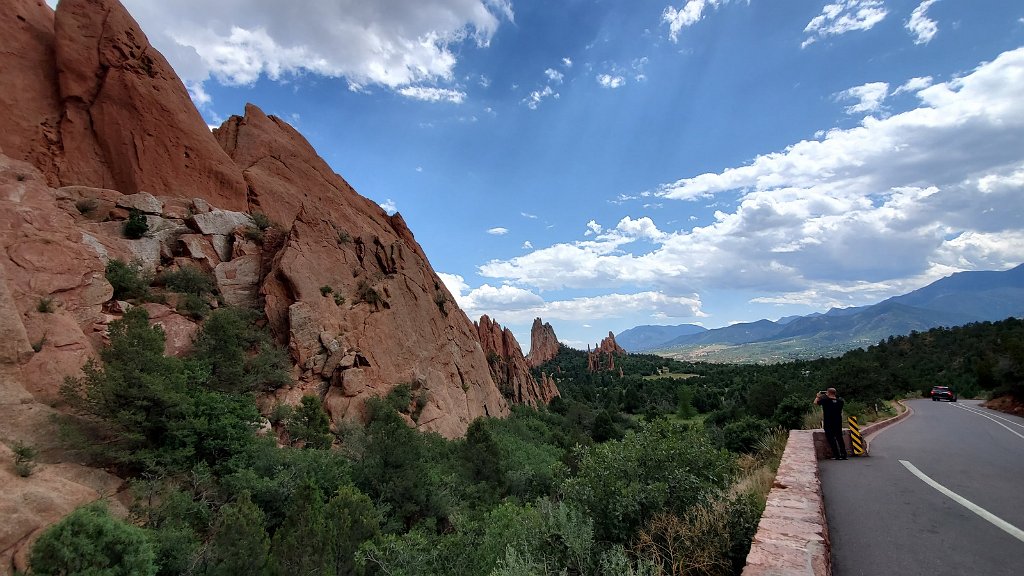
left=820, top=399, right=1024, bottom=576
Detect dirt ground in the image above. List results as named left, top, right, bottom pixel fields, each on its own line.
left=982, top=394, right=1024, bottom=417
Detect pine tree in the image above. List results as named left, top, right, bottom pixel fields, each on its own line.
left=202, top=491, right=270, bottom=576
left=269, top=478, right=329, bottom=575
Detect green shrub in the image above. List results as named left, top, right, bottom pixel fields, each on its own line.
left=243, top=225, right=264, bottom=244
left=722, top=416, right=771, bottom=454
left=37, top=297, right=55, bottom=313
left=123, top=209, right=149, bottom=239
left=333, top=293, right=345, bottom=306
left=337, top=230, right=352, bottom=244
left=29, top=502, right=157, bottom=576
left=161, top=265, right=213, bottom=296
left=75, top=197, right=99, bottom=215
left=105, top=259, right=151, bottom=300
left=13, top=442, right=37, bottom=477
left=178, top=293, right=209, bottom=320
left=250, top=212, right=272, bottom=231
left=320, top=285, right=333, bottom=296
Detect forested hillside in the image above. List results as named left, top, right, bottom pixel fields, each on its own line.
left=24, top=313, right=1022, bottom=575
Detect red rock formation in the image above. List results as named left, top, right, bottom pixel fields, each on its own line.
left=526, top=317, right=560, bottom=368
left=476, top=315, right=559, bottom=407
left=0, top=0, right=63, bottom=186
left=52, top=0, right=247, bottom=209
left=587, top=331, right=627, bottom=372
left=216, top=104, right=509, bottom=438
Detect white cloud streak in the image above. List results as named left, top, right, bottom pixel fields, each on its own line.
left=487, top=227, right=509, bottom=235
left=802, top=1, right=888, bottom=48
left=906, top=0, right=940, bottom=45
left=597, top=74, right=626, bottom=88
left=663, top=1, right=742, bottom=42
left=397, top=86, right=466, bottom=103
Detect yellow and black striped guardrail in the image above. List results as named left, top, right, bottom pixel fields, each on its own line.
left=848, top=415, right=865, bottom=456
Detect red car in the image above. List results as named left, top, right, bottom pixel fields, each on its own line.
left=930, top=386, right=957, bottom=402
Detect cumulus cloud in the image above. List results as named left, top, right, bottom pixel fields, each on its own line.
left=481, top=48, right=1024, bottom=310
left=117, top=0, right=511, bottom=102
left=379, top=199, right=398, bottom=215
left=562, top=57, right=574, bottom=68
left=802, top=1, right=888, bottom=48
left=597, top=74, right=626, bottom=88
left=835, top=81, right=889, bottom=114
left=663, top=1, right=741, bottom=42
left=545, top=68, right=565, bottom=83
left=487, top=227, right=510, bottom=235
left=906, top=0, right=940, bottom=45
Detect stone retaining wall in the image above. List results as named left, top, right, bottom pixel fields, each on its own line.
left=742, top=402, right=910, bottom=575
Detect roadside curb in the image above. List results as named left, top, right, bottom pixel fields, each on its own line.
left=741, top=430, right=829, bottom=576
left=742, top=401, right=913, bottom=576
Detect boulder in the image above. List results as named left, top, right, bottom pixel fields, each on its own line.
left=214, top=255, right=260, bottom=308
left=190, top=209, right=252, bottom=235
left=140, top=303, right=198, bottom=357
left=115, top=191, right=162, bottom=214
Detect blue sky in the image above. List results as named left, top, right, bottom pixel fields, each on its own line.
left=64, top=1, right=1024, bottom=348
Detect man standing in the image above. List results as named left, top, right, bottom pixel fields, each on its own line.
left=815, top=388, right=848, bottom=460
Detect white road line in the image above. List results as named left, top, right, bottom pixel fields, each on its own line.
left=900, top=460, right=1024, bottom=544
left=954, top=403, right=1024, bottom=430
left=949, top=404, right=1024, bottom=441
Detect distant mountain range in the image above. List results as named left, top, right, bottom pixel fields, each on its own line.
left=617, top=265, right=1024, bottom=361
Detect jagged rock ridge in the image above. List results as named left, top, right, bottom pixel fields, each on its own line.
left=476, top=315, right=559, bottom=407
left=588, top=331, right=626, bottom=372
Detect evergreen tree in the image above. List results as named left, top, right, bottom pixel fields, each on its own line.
left=269, top=478, right=329, bottom=575
left=202, top=491, right=270, bottom=576
left=30, top=502, right=157, bottom=576
left=325, top=486, right=381, bottom=575
left=288, top=395, right=332, bottom=449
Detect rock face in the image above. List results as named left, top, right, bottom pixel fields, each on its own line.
left=215, top=104, right=510, bottom=438
left=526, top=317, right=561, bottom=368
left=588, top=331, right=627, bottom=372
left=476, top=315, right=559, bottom=408
left=0, top=0, right=248, bottom=208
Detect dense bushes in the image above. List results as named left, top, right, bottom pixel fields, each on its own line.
left=30, top=502, right=157, bottom=576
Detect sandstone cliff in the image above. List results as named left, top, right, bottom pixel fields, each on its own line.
left=476, top=315, right=559, bottom=407
left=526, top=317, right=561, bottom=367
left=587, top=331, right=627, bottom=372
left=0, top=0, right=562, bottom=565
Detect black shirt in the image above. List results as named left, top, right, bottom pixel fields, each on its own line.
left=820, top=396, right=844, bottom=429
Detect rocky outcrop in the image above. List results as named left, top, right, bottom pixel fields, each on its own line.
left=1, top=0, right=516, bottom=442
left=217, top=104, right=509, bottom=438
left=526, top=317, right=560, bottom=368
left=587, top=331, right=627, bottom=372
left=0, top=0, right=248, bottom=208
left=476, top=315, right=559, bottom=408
left=0, top=0, right=63, bottom=186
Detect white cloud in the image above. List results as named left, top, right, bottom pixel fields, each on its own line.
left=453, top=285, right=705, bottom=325
left=892, top=76, right=933, bottom=95
left=835, top=81, right=889, bottom=114
left=522, top=241, right=533, bottom=249
left=487, top=227, right=509, bottom=235
left=438, top=272, right=470, bottom=298
left=379, top=199, right=397, bottom=215
left=906, top=0, right=939, bottom=45
left=397, top=86, right=466, bottom=103
left=597, top=74, right=626, bottom=88
left=523, top=86, right=558, bottom=109
left=663, top=1, right=739, bottom=42
left=802, top=1, right=888, bottom=48
left=480, top=48, right=1024, bottom=309
left=562, top=57, right=574, bottom=68
left=117, top=0, right=511, bottom=104
left=545, top=68, right=565, bottom=83
left=521, top=212, right=538, bottom=219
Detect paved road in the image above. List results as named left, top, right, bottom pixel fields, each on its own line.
left=820, top=399, right=1024, bottom=576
